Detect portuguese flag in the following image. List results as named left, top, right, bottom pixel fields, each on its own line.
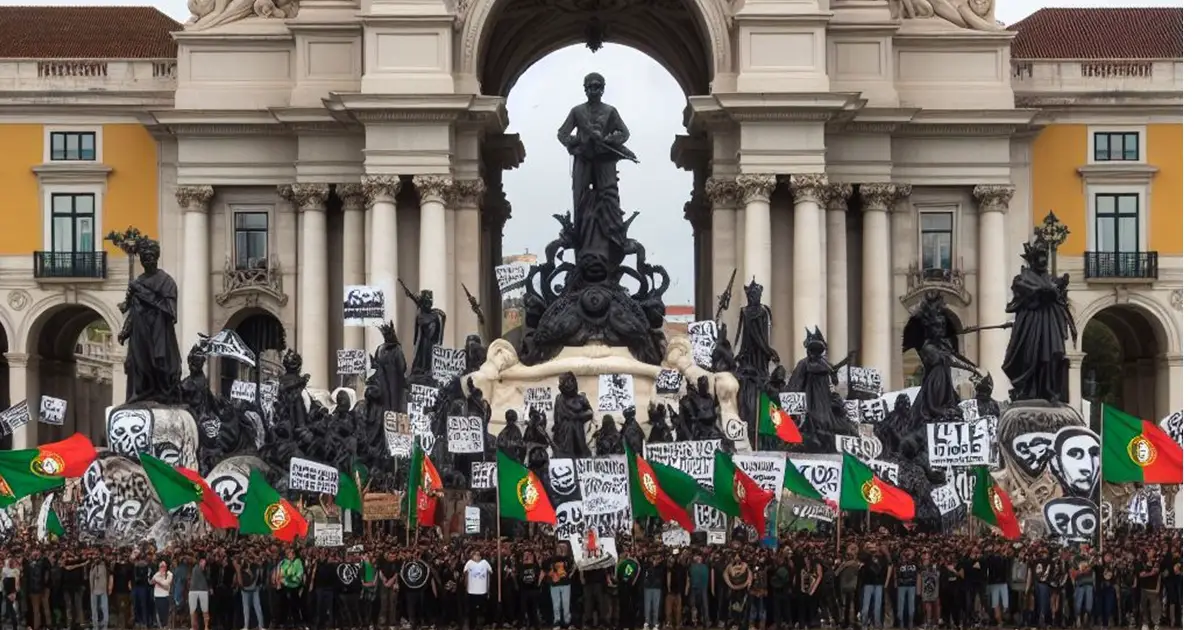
left=626, top=443, right=700, bottom=531
left=239, top=469, right=308, bottom=542
left=839, top=453, right=914, bottom=521
left=0, top=433, right=97, bottom=507
left=140, top=453, right=237, bottom=529
left=758, top=393, right=802, bottom=444
left=1102, top=405, right=1183, bottom=484
left=407, top=442, right=443, bottom=527
left=783, top=458, right=835, bottom=507
left=497, top=451, right=555, bottom=524
left=970, top=466, right=1020, bottom=539
left=711, top=451, right=774, bottom=537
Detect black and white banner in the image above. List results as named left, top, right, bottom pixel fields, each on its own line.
left=465, top=506, right=481, bottom=534
left=432, top=346, right=466, bottom=386
left=786, top=453, right=842, bottom=517
left=524, top=386, right=553, bottom=418
left=1160, top=409, right=1183, bottom=446
left=834, top=434, right=883, bottom=461
left=780, top=392, right=806, bottom=417
left=261, top=381, right=279, bottom=417
left=343, top=285, right=385, bottom=326
left=947, top=467, right=977, bottom=506
left=837, top=366, right=884, bottom=397
left=384, top=411, right=409, bottom=456
left=959, top=399, right=980, bottom=422
left=597, top=374, right=635, bottom=413
left=576, top=456, right=630, bottom=516
left=927, top=420, right=991, bottom=467
left=230, top=380, right=257, bottom=403
left=38, top=396, right=66, bottom=426
left=931, top=483, right=963, bottom=516
left=336, top=349, right=367, bottom=376
left=447, top=416, right=484, bottom=454
left=655, top=369, right=684, bottom=395
left=732, top=454, right=786, bottom=494
left=687, top=320, right=718, bottom=370
left=409, top=384, right=440, bottom=415
left=0, top=400, right=31, bottom=433
left=645, top=440, right=724, bottom=531
left=845, top=398, right=888, bottom=424
left=405, top=402, right=436, bottom=454
left=314, top=522, right=344, bottom=547
left=495, top=264, right=530, bottom=299
left=200, top=329, right=257, bottom=366
left=470, top=461, right=496, bottom=489
left=554, top=500, right=631, bottom=541
left=288, top=457, right=340, bottom=495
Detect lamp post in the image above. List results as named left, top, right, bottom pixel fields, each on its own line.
left=105, top=227, right=146, bottom=284
left=1034, top=211, right=1070, bottom=275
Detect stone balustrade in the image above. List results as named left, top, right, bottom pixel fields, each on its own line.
left=1011, top=59, right=1183, bottom=94
left=0, top=59, right=177, bottom=92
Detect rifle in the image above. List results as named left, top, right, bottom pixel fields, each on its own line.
left=961, top=322, right=1014, bottom=334
left=714, top=268, right=738, bottom=323
left=461, top=282, right=486, bottom=330
left=398, top=277, right=419, bottom=304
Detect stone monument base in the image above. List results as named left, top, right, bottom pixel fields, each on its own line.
left=104, top=402, right=201, bottom=471
left=994, top=400, right=1087, bottom=530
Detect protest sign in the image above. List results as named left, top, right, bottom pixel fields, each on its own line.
left=288, top=457, right=340, bottom=495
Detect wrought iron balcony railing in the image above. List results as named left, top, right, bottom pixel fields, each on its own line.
left=1083, top=251, right=1159, bottom=280
left=33, top=251, right=107, bottom=279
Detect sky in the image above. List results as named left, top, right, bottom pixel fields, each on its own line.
left=3, top=0, right=1181, bottom=306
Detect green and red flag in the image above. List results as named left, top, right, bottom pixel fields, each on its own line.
left=711, top=451, right=774, bottom=537
left=970, top=466, right=1020, bottom=540
left=336, top=471, right=362, bottom=514
left=497, top=451, right=555, bottom=524
left=407, top=442, right=443, bottom=527
left=839, top=453, right=915, bottom=521
left=1102, top=405, right=1183, bottom=484
left=783, top=458, right=837, bottom=508
left=0, top=433, right=97, bottom=507
left=626, top=444, right=700, bottom=531
left=758, top=393, right=802, bottom=444
left=239, top=469, right=308, bottom=542
left=140, top=453, right=237, bottom=529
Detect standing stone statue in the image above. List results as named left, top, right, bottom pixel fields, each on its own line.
left=1002, top=235, right=1078, bottom=403
left=734, top=280, right=778, bottom=375
left=371, top=321, right=408, bottom=412
left=118, top=238, right=182, bottom=404
left=557, top=72, right=637, bottom=263
left=551, top=372, right=593, bottom=458
left=401, top=280, right=446, bottom=380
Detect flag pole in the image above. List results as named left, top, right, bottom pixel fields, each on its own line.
left=495, top=441, right=503, bottom=603
left=1098, top=402, right=1104, bottom=556
left=835, top=510, right=842, bottom=554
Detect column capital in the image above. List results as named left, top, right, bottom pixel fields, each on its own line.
left=859, top=183, right=911, bottom=212
left=289, top=183, right=330, bottom=212
left=413, top=174, right=455, bottom=205
left=449, top=178, right=487, bottom=208
left=704, top=176, right=740, bottom=207
left=335, top=183, right=368, bottom=211
left=4, top=352, right=29, bottom=367
left=735, top=173, right=776, bottom=204
left=823, top=182, right=853, bottom=212
left=974, top=184, right=1015, bottom=214
left=175, top=185, right=215, bottom=213
left=1157, top=352, right=1184, bottom=368
left=361, top=175, right=401, bottom=204
left=788, top=173, right=829, bottom=205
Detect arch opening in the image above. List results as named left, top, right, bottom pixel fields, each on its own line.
left=1081, top=304, right=1169, bottom=420
left=218, top=309, right=286, bottom=396
left=26, top=304, right=112, bottom=446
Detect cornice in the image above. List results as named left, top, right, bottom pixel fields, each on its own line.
left=1076, top=163, right=1159, bottom=186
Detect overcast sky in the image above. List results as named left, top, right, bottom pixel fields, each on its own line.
left=4, top=0, right=1180, bottom=306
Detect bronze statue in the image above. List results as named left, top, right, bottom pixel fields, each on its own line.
left=523, top=407, right=553, bottom=450
left=498, top=409, right=526, bottom=464
left=619, top=406, right=645, bottom=454
left=1002, top=235, right=1078, bottom=403
left=734, top=280, right=779, bottom=374
left=118, top=239, right=181, bottom=404
left=371, top=321, right=408, bottom=412
left=647, top=403, right=673, bottom=444
left=786, top=328, right=855, bottom=443
left=594, top=414, right=623, bottom=456
left=681, top=376, right=721, bottom=440
left=551, top=372, right=593, bottom=457
left=902, top=292, right=983, bottom=421
left=400, top=280, right=446, bottom=380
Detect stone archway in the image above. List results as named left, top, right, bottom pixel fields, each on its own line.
left=24, top=304, right=114, bottom=446
left=1081, top=303, right=1173, bottom=420
left=218, top=309, right=287, bottom=397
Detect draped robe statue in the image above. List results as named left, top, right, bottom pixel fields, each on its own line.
left=371, top=321, right=408, bottom=411
left=1001, top=236, right=1077, bottom=403
left=119, top=239, right=182, bottom=404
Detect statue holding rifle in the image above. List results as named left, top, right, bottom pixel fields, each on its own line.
left=400, top=279, right=446, bottom=380
left=118, top=238, right=182, bottom=404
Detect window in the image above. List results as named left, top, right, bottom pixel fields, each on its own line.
left=1094, top=193, right=1140, bottom=253
left=1093, top=132, right=1139, bottom=162
left=920, top=212, right=954, bottom=273
left=50, top=193, right=96, bottom=252
left=234, top=212, right=269, bottom=270
left=49, top=132, right=97, bottom=161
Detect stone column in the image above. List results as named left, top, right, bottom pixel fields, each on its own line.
left=453, top=178, right=486, bottom=341
left=109, top=348, right=127, bottom=409
left=1066, top=350, right=1085, bottom=415
left=413, top=175, right=454, bottom=315
left=363, top=175, right=401, bottom=353
left=818, top=202, right=827, bottom=329
left=337, top=183, right=368, bottom=355
left=5, top=353, right=34, bottom=448
left=789, top=174, right=827, bottom=357
left=292, top=183, right=331, bottom=390
left=973, top=184, right=1015, bottom=397
left=175, top=185, right=215, bottom=357
left=1157, top=353, right=1183, bottom=415
left=736, top=174, right=776, bottom=296
left=859, top=183, right=908, bottom=388
left=705, top=177, right=740, bottom=331
left=824, top=183, right=852, bottom=359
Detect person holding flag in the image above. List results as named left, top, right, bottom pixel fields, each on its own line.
left=407, top=441, right=443, bottom=530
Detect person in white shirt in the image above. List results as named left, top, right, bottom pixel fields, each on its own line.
left=150, top=562, right=173, bottom=629
left=463, top=551, right=493, bottom=630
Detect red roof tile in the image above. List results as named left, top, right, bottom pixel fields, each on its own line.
left=1009, top=7, right=1182, bottom=60
left=0, top=6, right=180, bottom=59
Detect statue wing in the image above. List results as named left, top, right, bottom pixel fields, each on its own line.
left=901, top=315, right=926, bottom=353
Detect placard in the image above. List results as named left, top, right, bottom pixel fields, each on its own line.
left=568, top=533, right=618, bottom=570
left=201, top=329, right=257, bottom=366
left=314, top=522, right=344, bottom=547
left=409, top=384, right=440, bottom=413
left=927, top=421, right=990, bottom=467
left=554, top=500, right=632, bottom=540
left=779, top=392, right=806, bottom=417
left=576, top=456, right=630, bottom=516
left=230, top=380, right=257, bottom=403
left=708, top=530, right=727, bottom=545
left=383, top=411, right=409, bottom=457
left=406, top=400, right=436, bottom=454
left=495, top=264, right=530, bottom=299
left=661, top=527, right=690, bottom=547
left=851, top=398, right=888, bottom=424
left=289, top=457, right=340, bottom=495
left=447, top=416, right=484, bottom=454
left=1, top=400, right=32, bottom=432
left=471, top=462, right=497, bottom=489
left=465, top=506, right=481, bottom=534
left=655, top=369, right=683, bottom=395
left=336, top=349, right=367, bottom=376
left=1160, top=410, right=1183, bottom=446
left=38, top=396, right=66, bottom=426
left=866, top=459, right=899, bottom=486
left=786, top=454, right=843, bottom=505
left=597, top=373, right=635, bottom=413
left=959, top=398, right=980, bottom=422
left=260, top=381, right=279, bottom=417
left=524, top=387, right=553, bottom=418
left=731, top=453, right=786, bottom=494
left=432, top=345, right=466, bottom=386
left=947, top=468, right=977, bottom=506
left=834, top=435, right=882, bottom=462
left=790, top=502, right=836, bottom=523
left=362, top=493, right=401, bottom=521
left=687, top=320, right=718, bottom=369
left=343, top=285, right=385, bottom=326
left=837, top=366, right=884, bottom=397
left=931, top=483, right=963, bottom=516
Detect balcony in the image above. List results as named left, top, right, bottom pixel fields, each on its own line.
left=1011, top=59, right=1183, bottom=97
left=216, top=255, right=289, bottom=308
left=33, top=251, right=107, bottom=280
left=902, top=264, right=971, bottom=306
left=1083, top=251, right=1159, bottom=281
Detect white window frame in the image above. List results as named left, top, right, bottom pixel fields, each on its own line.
left=43, top=126, right=103, bottom=163
left=42, top=184, right=104, bottom=252
left=916, top=204, right=959, bottom=272
left=229, top=204, right=274, bottom=270
left=1085, top=183, right=1149, bottom=253
left=1087, top=125, right=1146, bottom=165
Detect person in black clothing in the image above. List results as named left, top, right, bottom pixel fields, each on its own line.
left=24, top=550, right=50, bottom=630
left=335, top=551, right=363, bottom=630
left=940, top=554, right=965, bottom=630
left=112, top=556, right=133, bottom=630
left=960, top=547, right=987, bottom=625
left=894, top=550, right=919, bottom=630
left=517, top=550, right=544, bottom=630
left=439, top=558, right=463, bottom=629
left=309, top=552, right=338, bottom=630
left=213, top=553, right=239, bottom=630
left=2, top=556, right=20, bottom=630
left=62, top=551, right=87, bottom=630
left=615, top=553, right=640, bottom=630
left=401, top=553, right=433, bottom=629
left=984, top=545, right=1011, bottom=626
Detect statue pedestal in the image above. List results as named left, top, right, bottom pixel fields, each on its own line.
left=994, top=400, right=1088, bottom=532
left=104, top=402, right=201, bottom=472
left=465, top=335, right=747, bottom=450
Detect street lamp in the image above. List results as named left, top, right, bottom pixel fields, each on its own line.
left=105, top=227, right=146, bottom=284
left=1034, top=211, right=1070, bottom=275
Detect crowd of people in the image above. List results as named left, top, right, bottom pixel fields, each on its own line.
left=0, top=528, right=1182, bottom=630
